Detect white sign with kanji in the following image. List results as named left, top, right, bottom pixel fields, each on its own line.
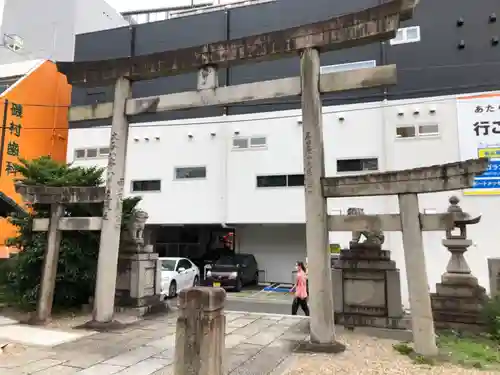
left=457, top=92, right=500, bottom=195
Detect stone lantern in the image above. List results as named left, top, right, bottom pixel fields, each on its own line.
left=431, top=196, right=487, bottom=331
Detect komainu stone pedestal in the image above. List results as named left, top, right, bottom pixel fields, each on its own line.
left=431, top=196, right=487, bottom=331
left=332, top=242, right=405, bottom=329
left=114, top=210, right=166, bottom=316
left=115, top=251, right=165, bottom=316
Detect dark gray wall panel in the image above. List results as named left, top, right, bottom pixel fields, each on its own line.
left=74, top=26, right=132, bottom=61
left=72, top=27, right=132, bottom=116
left=131, top=11, right=227, bottom=121
left=131, top=107, right=224, bottom=124
left=386, top=0, right=500, bottom=99
left=227, top=0, right=382, bottom=114
left=134, top=11, right=226, bottom=52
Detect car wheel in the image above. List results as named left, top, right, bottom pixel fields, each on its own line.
left=193, top=276, right=199, bottom=287
left=251, top=272, right=259, bottom=285
left=168, top=281, right=177, bottom=298
left=234, top=278, right=242, bottom=292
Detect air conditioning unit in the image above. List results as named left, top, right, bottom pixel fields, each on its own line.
left=3, top=34, right=23, bottom=52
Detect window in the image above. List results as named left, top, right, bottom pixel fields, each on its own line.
left=148, top=11, right=166, bottom=22
left=256, top=174, right=305, bottom=188
left=232, top=136, right=267, bottom=150
left=73, top=147, right=109, bottom=160
left=396, top=124, right=439, bottom=139
left=175, top=166, right=206, bottom=179
left=337, top=158, right=378, bottom=173
left=390, top=26, right=421, bottom=45
left=320, top=60, right=376, bottom=75
left=418, top=124, right=439, bottom=136
left=257, top=175, right=286, bottom=187
left=134, top=13, right=148, bottom=24
left=250, top=136, right=266, bottom=147
left=74, top=149, right=86, bottom=159
left=177, top=259, right=192, bottom=271
left=287, top=174, right=304, bottom=187
left=131, top=180, right=161, bottom=192
left=161, top=259, right=176, bottom=271
left=86, top=148, right=98, bottom=158
left=232, top=138, right=249, bottom=149
left=396, top=126, right=416, bottom=138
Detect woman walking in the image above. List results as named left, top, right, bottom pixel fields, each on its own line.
left=291, top=261, right=310, bottom=316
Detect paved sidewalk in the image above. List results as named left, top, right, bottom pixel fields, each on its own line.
left=0, top=311, right=308, bottom=375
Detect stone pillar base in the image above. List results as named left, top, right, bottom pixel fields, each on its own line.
left=431, top=278, right=488, bottom=331
left=115, top=252, right=165, bottom=316
left=115, top=299, right=168, bottom=317
left=334, top=314, right=409, bottom=330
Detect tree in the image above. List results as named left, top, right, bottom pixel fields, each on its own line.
left=2, top=156, right=141, bottom=310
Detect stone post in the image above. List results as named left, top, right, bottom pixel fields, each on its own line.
left=300, top=47, right=337, bottom=345
left=398, top=193, right=438, bottom=356
left=488, top=258, right=500, bottom=298
left=93, top=76, right=131, bottom=324
left=174, top=287, right=226, bottom=375
left=34, top=203, right=64, bottom=324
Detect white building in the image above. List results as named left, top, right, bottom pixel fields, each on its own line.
left=0, top=0, right=128, bottom=64
left=67, top=90, right=500, bottom=306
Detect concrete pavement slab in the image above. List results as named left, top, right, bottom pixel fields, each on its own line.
left=0, top=325, right=94, bottom=346
left=2, top=311, right=307, bottom=375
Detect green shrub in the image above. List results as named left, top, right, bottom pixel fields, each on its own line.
left=3, top=156, right=141, bottom=310
left=481, top=296, right=500, bottom=341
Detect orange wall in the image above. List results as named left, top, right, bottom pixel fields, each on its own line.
left=0, top=60, right=71, bottom=257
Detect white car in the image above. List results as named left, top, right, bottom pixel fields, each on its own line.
left=159, top=257, right=200, bottom=298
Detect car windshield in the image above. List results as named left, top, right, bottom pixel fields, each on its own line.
left=216, top=255, right=246, bottom=265
left=161, top=259, right=177, bottom=271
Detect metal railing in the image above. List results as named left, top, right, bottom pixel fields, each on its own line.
left=122, top=0, right=277, bottom=25
left=169, top=0, right=276, bottom=19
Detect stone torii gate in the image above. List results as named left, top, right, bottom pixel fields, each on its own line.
left=57, top=0, right=418, bottom=347
left=325, top=159, right=488, bottom=355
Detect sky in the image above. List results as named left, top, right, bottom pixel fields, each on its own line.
left=105, top=0, right=214, bottom=12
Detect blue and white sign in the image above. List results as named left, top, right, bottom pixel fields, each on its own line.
left=457, top=93, right=500, bottom=195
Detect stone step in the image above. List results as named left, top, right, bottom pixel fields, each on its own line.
left=335, top=314, right=409, bottom=330
left=432, top=310, right=484, bottom=325
left=430, top=294, right=484, bottom=312
left=435, top=283, right=487, bottom=298
left=334, top=260, right=397, bottom=270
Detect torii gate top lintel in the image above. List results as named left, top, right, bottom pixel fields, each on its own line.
left=57, top=0, right=418, bottom=87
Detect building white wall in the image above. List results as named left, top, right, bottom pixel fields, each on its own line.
left=0, top=0, right=127, bottom=64
left=68, top=91, right=500, bottom=305
left=235, top=224, right=306, bottom=284
left=68, top=121, right=226, bottom=225
left=75, top=0, right=129, bottom=35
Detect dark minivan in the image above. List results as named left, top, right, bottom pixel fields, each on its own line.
left=205, top=253, right=258, bottom=291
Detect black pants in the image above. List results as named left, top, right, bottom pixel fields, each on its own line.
left=292, top=297, right=310, bottom=316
